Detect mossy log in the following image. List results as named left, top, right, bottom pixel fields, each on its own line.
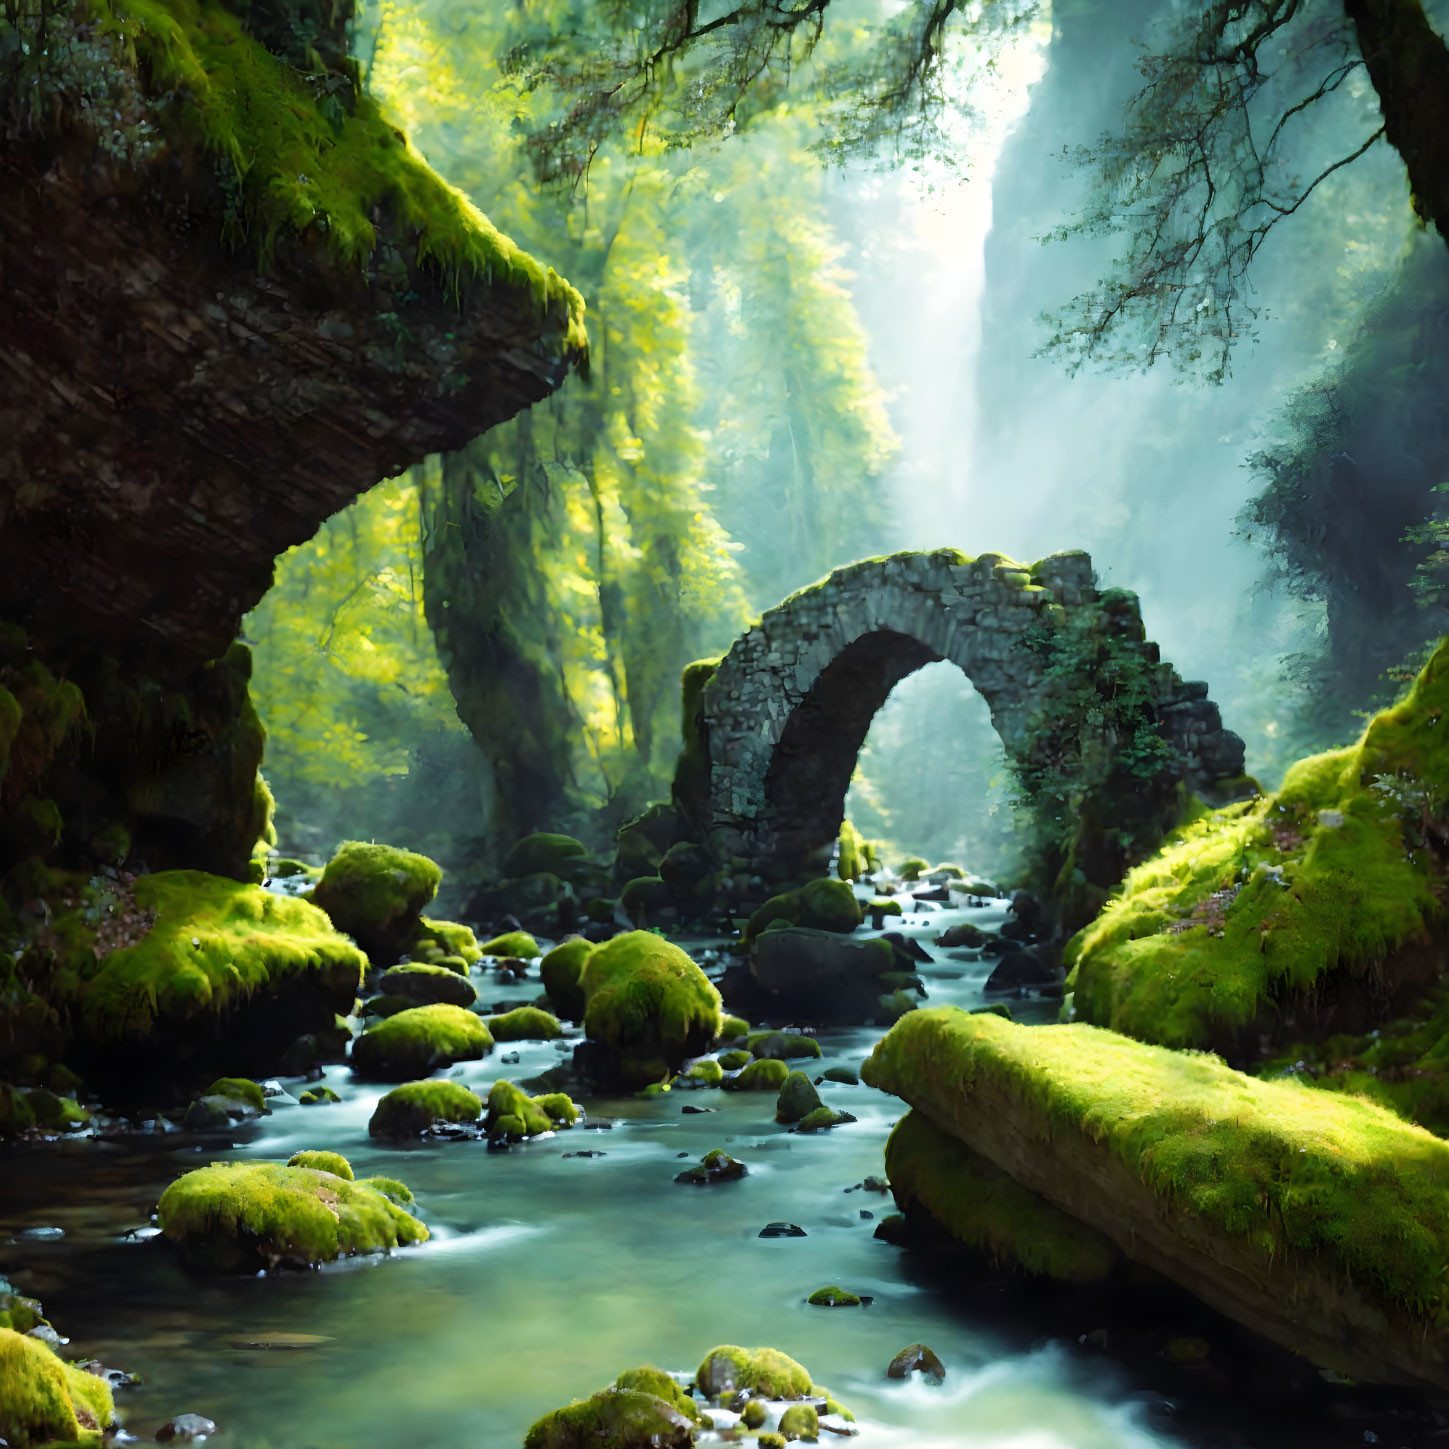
left=864, top=1005, right=1449, bottom=1389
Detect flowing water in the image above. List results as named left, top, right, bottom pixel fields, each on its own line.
left=1, top=896, right=1440, bottom=1448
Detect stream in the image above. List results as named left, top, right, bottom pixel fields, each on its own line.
left=0, top=894, right=1438, bottom=1449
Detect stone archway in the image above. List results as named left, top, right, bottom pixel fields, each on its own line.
left=675, top=548, right=1247, bottom=898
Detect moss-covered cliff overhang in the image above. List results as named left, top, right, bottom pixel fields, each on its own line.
left=0, top=0, right=587, bottom=667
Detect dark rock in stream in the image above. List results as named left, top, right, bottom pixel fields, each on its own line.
left=882, top=931, right=932, bottom=963
left=674, top=1149, right=747, bottom=1185
left=984, top=952, right=1062, bottom=994
left=758, top=1222, right=807, bottom=1238
left=749, top=927, right=903, bottom=1021
left=887, top=1344, right=946, bottom=1385
left=936, top=923, right=984, bottom=949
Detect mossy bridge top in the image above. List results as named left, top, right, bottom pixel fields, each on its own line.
left=673, top=548, right=1247, bottom=889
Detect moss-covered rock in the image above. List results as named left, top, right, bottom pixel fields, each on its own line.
left=157, top=1159, right=427, bottom=1271
left=658, top=841, right=714, bottom=902
left=777, top=1403, right=819, bottom=1441
left=796, top=1105, right=854, bottom=1132
left=579, top=931, right=722, bottom=1089
left=413, top=917, right=481, bottom=965
left=487, top=1006, right=563, bottom=1041
left=477, top=930, right=540, bottom=960
left=775, top=1070, right=823, bottom=1123
left=885, top=1109, right=1119, bottom=1281
left=1067, top=640, right=1449, bottom=1055
left=363, top=993, right=419, bottom=1019
left=286, top=1149, right=353, bottom=1179
left=674, top=1148, right=747, bottom=1185
left=619, top=875, right=675, bottom=924
left=864, top=1004, right=1449, bottom=1388
left=369, top=1079, right=483, bottom=1137
left=310, top=841, right=441, bottom=966
left=0, top=1327, right=114, bottom=1447
left=696, top=1345, right=812, bottom=1401
left=485, top=1079, right=579, bottom=1140
left=504, top=833, right=590, bottom=880
left=899, top=858, right=929, bottom=882
left=0, top=1288, right=45, bottom=1335
left=680, top=1057, right=723, bottom=1086
left=381, top=962, right=477, bottom=1009
left=748, top=1031, right=821, bottom=1061
left=205, top=1076, right=266, bottom=1112
left=836, top=820, right=866, bottom=882
left=298, top=1086, right=340, bottom=1105
left=716, top=1013, right=749, bottom=1043
left=744, top=878, right=862, bottom=944
left=718, top=1049, right=752, bottom=1072
left=540, top=937, right=591, bottom=1020
left=741, top=1400, right=767, bottom=1429
left=722, top=1058, right=789, bottom=1092
left=25, top=1087, right=90, bottom=1133
left=524, top=1382, right=696, bottom=1449
left=350, top=1004, right=492, bottom=1081
left=55, top=870, right=365, bottom=1076
left=807, top=1286, right=860, bottom=1307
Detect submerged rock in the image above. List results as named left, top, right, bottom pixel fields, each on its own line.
left=157, top=1160, right=426, bottom=1272
left=983, top=951, right=1061, bottom=994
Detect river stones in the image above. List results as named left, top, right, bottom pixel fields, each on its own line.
left=156, top=1412, right=218, bottom=1441
left=370, top=1080, right=483, bottom=1137
left=886, top=1344, right=945, bottom=1384
left=674, top=1149, right=747, bottom=1185
left=380, top=963, right=477, bottom=1008
left=350, top=1004, right=493, bottom=1081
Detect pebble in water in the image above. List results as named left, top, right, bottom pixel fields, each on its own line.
left=156, top=1413, right=218, bottom=1442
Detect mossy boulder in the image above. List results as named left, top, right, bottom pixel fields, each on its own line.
left=674, top=1148, right=747, bottom=1184
left=286, top=1149, right=353, bottom=1179
left=696, top=1345, right=812, bottom=1401
left=807, top=1285, right=860, bottom=1307
left=864, top=1004, right=1449, bottom=1389
left=524, top=1379, right=696, bottom=1449
left=477, top=930, right=540, bottom=960
left=487, top=1006, right=563, bottom=1041
left=504, top=832, right=590, bottom=880
left=205, top=1076, right=266, bottom=1112
left=619, top=875, right=675, bottom=924
left=24, top=1087, right=90, bottom=1133
left=363, top=993, right=418, bottom=1019
left=899, top=858, right=929, bottom=882
left=413, top=917, right=481, bottom=965
left=715, top=1013, right=749, bottom=1043
left=54, top=870, right=365, bottom=1080
left=836, top=820, right=866, bottom=882
left=369, top=1079, right=483, bottom=1137
left=680, top=1057, right=723, bottom=1086
left=748, top=1031, right=821, bottom=1061
left=777, top=1403, right=818, bottom=1441
left=298, top=1086, right=340, bottom=1105
left=658, top=841, right=714, bottom=902
left=578, top=931, right=722, bottom=1089
left=744, top=878, right=862, bottom=944
left=885, top=1109, right=1119, bottom=1281
left=723, top=1058, right=789, bottom=1092
left=0, top=1327, right=114, bottom=1447
left=1068, top=640, right=1449, bottom=1056
left=380, top=963, right=477, bottom=1009
left=718, top=1049, right=752, bottom=1071
left=350, top=1003, right=492, bottom=1081
left=540, top=937, right=591, bottom=1020
left=485, top=1079, right=579, bottom=1140
left=310, top=841, right=442, bottom=966
left=775, top=1070, right=823, bottom=1123
left=157, top=1159, right=427, bottom=1271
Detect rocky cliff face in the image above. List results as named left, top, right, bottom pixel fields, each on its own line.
left=0, top=0, right=585, bottom=891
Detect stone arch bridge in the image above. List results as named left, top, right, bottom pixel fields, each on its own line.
left=672, top=548, right=1246, bottom=898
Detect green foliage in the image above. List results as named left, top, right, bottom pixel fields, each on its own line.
left=1068, top=640, right=1449, bottom=1050
left=369, top=1078, right=482, bottom=1136
left=744, top=878, right=861, bottom=944
left=157, top=1159, right=427, bottom=1269
left=310, top=840, right=441, bottom=964
left=864, top=1006, right=1449, bottom=1318
left=886, top=1109, right=1119, bottom=1280
left=0, top=1328, right=113, bottom=1447
left=71, top=870, right=364, bottom=1042
left=286, top=1149, right=353, bottom=1179
left=350, top=1003, right=492, bottom=1080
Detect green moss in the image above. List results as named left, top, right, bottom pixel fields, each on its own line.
left=414, top=918, right=481, bottom=965
left=25, top=1088, right=90, bottom=1132
left=900, top=858, right=929, bottom=881
left=796, top=1105, right=850, bottom=1132
left=487, top=1006, right=562, bottom=1041
left=310, top=841, right=441, bottom=966
left=72, top=870, right=365, bottom=1042
left=477, top=931, right=540, bottom=960
left=350, top=1003, right=492, bottom=1081
left=759, top=1436, right=786, bottom=1449
left=885, top=1109, right=1118, bottom=1281
left=723, top=1058, right=789, bottom=1092
left=670, top=656, right=723, bottom=825
left=682, top=1058, right=723, bottom=1086
left=716, top=1014, right=749, bottom=1041
left=836, top=820, right=866, bottom=882
left=541, top=938, right=592, bottom=1019
left=369, top=1078, right=482, bottom=1137
left=524, top=1385, right=696, bottom=1449
left=864, top=1006, right=1449, bottom=1318
left=778, top=1404, right=819, bottom=1441
left=0, top=1328, right=114, bottom=1447
left=695, top=1345, right=812, bottom=1401
left=364, top=993, right=418, bottom=1019
left=381, top=962, right=477, bottom=1008
left=298, top=1086, right=340, bottom=1105
left=360, top=1175, right=414, bottom=1207
left=504, top=833, right=589, bottom=879
left=775, top=1070, right=822, bottom=1123
left=611, top=1367, right=705, bottom=1425
left=1068, top=642, right=1449, bottom=1051
left=931, top=863, right=966, bottom=880
left=580, top=931, right=722, bottom=1088
left=745, top=878, right=862, bottom=944
left=205, top=1076, right=265, bottom=1112
left=93, top=0, right=585, bottom=352
left=868, top=898, right=903, bottom=917
left=157, top=1159, right=427, bottom=1270
left=0, top=1290, right=45, bottom=1336
left=486, top=1079, right=578, bottom=1139
left=741, top=1399, right=767, bottom=1429
left=807, top=1285, right=861, bottom=1306
left=271, top=858, right=319, bottom=881
left=748, top=1031, right=821, bottom=1061
left=718, top=1049, right=751, bottom=1071
left=286, top=1149, right=353, bottom=1179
